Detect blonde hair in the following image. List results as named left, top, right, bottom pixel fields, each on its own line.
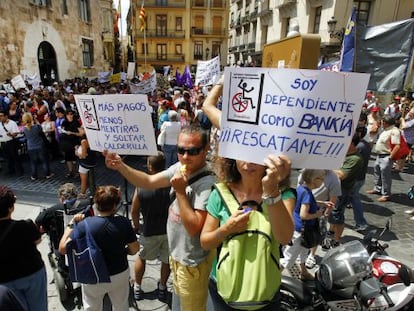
left=22, top=112, right=34, bottom=129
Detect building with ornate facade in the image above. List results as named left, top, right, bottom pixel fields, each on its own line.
left=0, top=0, right=116, bottom=85
left=127, top=0, right=229, bottom=73
left=228, top=0, right=414, bottom=67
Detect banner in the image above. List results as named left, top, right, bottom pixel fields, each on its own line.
left=355, top=18, right=414, bottom=92
left=74, top=94, right=157, bottom=155
left=11, top=75, right=27, bottom=90
left=129, top=70, right=157, bottom=94
left=195, top=56, right=221, bottom=86
left=218, top=67, right=370, bottom=169
left=127, top=62, right=135, bottom=80
left=339, top=7, right=356, bottom=72
left=98, top=71, right=111, bottom=83
left=110, top=73, right=121, bottom=84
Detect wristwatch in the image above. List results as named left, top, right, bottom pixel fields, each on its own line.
left=262, top=193, right=282, bottom=206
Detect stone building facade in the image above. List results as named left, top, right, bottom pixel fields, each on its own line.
left=0, top=0, right=115, bottom=85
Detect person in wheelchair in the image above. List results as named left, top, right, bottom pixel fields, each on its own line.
left=35, top=183, right=93, bottom=271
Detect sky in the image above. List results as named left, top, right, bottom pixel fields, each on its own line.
left=115, top=0, right=130, bottom=36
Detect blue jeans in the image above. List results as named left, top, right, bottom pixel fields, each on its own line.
left=1, top=266, right=47, bottom=311
left=28, top=148, right=50, bottom=177
left=162, top=144, right=178, bottom=168
left=351, top=179, right=368, bottom=226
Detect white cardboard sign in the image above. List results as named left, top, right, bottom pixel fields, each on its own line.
left=219, top=67, right=370, bottom=169
left=74, top=94, right=157, bottom=156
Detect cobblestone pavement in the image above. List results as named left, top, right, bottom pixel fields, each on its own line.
left=4, top=154, right=414, bottom=310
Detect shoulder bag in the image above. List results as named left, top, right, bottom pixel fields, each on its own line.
left=66, top=218, right=111, bottom=284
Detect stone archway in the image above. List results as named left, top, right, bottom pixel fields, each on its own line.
left=38, top=41, right=58, bottom=85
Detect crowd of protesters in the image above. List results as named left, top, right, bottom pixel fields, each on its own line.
left=2, top=72, right=414, bottom=311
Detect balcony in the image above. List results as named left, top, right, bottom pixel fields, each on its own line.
left=248, top=42, right=255, bottom=51
left=258, top=8, right=273, bottom=18
left=241, top=15, right=250, bottom=25
left=142, top=0, right=186, bottom=7
left=250, top=9, right=258, bottom=21
left=191, top=27, right=226, bottom=36
left=136, top=29, right=185, bottom=38
left=275, top=0, right=296, bottom=8
left=136, top=53, right=185, bottom=62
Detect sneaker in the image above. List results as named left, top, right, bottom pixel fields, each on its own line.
left=30, top=176, right=37, bottom=181
left=157, top=282, right=167, bottom=302
left=321, top=238, right=332, bottom=251
left=45, top=173, right=54, bottom=179
left=404, top=209, right=414, bottom=215
left=134, top=287, right=144, bottom=301
left=354, top=224, right=368, bottom=232
left=305, top=255, right=316, bottom=269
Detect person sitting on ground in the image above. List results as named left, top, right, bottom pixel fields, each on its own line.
left=0, top=186, right=47, bottom=311
left=35, top=183, right=92, bottom=254
left=132, top=151, right=171, bottom=302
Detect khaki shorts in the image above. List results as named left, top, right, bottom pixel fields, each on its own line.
left=138, top=234, right=169, bottom=263
left=170, top=250, right=215, bottom=311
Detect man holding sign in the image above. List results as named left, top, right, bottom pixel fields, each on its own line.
left=104, top=125, right=215, bottom=311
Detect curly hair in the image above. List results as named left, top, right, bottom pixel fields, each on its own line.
left=0, top=186, right=16, bottom=217
left=94, top=185, right=121, bottom=212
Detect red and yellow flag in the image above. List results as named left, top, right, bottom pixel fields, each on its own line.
left=139, top=5, right=146, bottom=32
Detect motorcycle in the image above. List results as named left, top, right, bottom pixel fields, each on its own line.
left=363, top=218, right=414, bottom=287
left=280, top=240, right=414, bottom=310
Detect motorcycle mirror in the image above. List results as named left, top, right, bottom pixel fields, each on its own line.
left=399, top=264, right=411, bottom=287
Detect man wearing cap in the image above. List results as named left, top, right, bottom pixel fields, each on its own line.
left=385, top=96, right=401, bottom=118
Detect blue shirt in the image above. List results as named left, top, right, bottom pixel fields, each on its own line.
left=294, top=185, right=319, bottom=232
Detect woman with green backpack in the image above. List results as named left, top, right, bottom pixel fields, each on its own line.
left=200, top=76, right=294, bottom=310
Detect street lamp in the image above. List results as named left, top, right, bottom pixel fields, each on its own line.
left=205, top=47, right=210, bottom=60
left=327, top=16, right=344, bottom=41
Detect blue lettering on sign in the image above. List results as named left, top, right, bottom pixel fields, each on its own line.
left=116, top=102, right=147, bottom=112
left=261, top=114, right=295, bottom=127
left=291, top=78, right=318, bottom=91
left=298, top=113, right=353, bottom=136
left=98, top=102, right=115, bottom=112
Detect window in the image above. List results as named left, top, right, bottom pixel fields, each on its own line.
left=284, top=17, right=290, bottom=37
left=176, top=17, right=183, bottom=31
left=175, top=44, right=182, bottom=55
left=157, top=44, right=167, bottom=60
left=62, top=0, right=68, bottom=15
left=102, top=9, right=112, bottom=33
left=82, top=38, right=94, bottom=67
left=79, top=0, right=90, bottom=22
left=31, top=0, right=51, bottom=6
left=156, top=15, right=167, bottom=36
left=354, top=0, right=371, bottom=25
left=141, top=43, right=148, bottom=55
left=313, top=6, right=322, bottom=33
left=194, top=41, right=203, bottom=60
left=212, top=42, right=221, bottom=58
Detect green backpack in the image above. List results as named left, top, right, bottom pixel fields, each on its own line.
left=214, top=183, right=281, bottom=310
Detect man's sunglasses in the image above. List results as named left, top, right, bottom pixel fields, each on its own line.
left=177, top=145, right=205, bottom=156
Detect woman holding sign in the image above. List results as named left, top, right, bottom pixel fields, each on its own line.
left=201, top=76, right=294, bottom=309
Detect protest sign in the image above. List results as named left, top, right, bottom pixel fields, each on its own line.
left=195, top=56, right=220, bottom=86
left=129, top=70, right=157, bottom=94
left=127, top=62, right=135, bottom=79
left=11, top=75, right=26, bottom=90
left=219, top=67, right=370, bottom=169
left=74, top=94, right=157, bottom=156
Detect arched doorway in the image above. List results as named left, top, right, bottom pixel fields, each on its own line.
left=38, top=41, right=58, bottom=86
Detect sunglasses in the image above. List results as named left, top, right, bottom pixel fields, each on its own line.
left=177, top=145, right=205, bottom=156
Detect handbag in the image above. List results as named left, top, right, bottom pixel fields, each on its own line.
left=66, top=218, right=111, bottom=284
left=300, top=220, right=322, bottom=248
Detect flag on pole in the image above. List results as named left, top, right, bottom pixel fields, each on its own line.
left=339, top=6, right=356, bottom=72
left=139, top=4, right=146, bottom=32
